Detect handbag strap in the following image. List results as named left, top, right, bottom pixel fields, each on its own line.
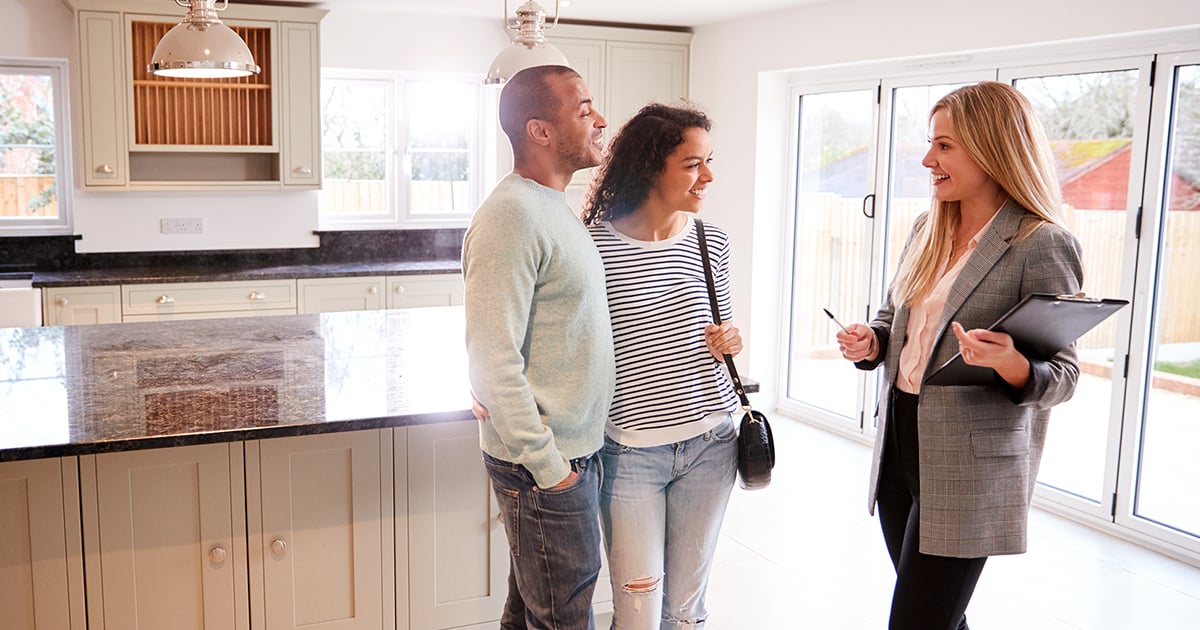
left=695, top=218, right=753, bottom=409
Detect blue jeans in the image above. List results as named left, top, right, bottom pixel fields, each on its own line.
left=483, top=450, right=603, bottom=630
left=598, top=418, right=738, bottom=629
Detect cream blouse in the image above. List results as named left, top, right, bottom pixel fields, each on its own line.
left=895, top=217, right=995, bottom=395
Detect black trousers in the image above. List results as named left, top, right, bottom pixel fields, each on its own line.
left=877, top=389, right=987, bottom=630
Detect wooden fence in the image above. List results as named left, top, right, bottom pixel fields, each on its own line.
left=793, top=194, right=1200, bottom=349
left=0, top=175, right=56, bottom=217
left=320, top=179, right=469, bottom=215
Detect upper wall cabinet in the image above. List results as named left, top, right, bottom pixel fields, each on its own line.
left=549, top=24, right=692, bottom=188
left=65, top=0, right=326, bottom=190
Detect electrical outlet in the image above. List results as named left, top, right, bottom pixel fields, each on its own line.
left=160, top=217, right=204, bottom=234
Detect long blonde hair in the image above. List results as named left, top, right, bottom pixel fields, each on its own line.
left=890, top=81, right=1066, bottom=306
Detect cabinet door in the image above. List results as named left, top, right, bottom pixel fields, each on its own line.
left=387, top=274, right=464, bottom=309
left=84, top=443, right=246, bottom=630
left=42, top=285, right=122, bottom=325
left=281, top=21, right=321, bottom=187
left=77, top=11, right=127, bottom=186
left=297, top=277, right=385, bottom=313
left=0, top=458, right=83, bottom=630
left=407, top=420, right=508, bottom=629
left=254, top=431, right=388, bottom=630
left=605, top=42, right=689, bottom=131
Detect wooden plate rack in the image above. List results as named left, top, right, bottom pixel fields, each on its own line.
left=130, top=20, right=272, bottom=147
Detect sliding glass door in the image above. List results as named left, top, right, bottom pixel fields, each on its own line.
left=1002, top=60, right=1151, bottom=518
left=781, top=43, right=1200, bottom=561
left=784, top=82, right=878, bottom=429
left=1122, top=52, right=1200, bottom=548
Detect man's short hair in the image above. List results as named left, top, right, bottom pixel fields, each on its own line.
left=498, top=65, right=581, bottom=154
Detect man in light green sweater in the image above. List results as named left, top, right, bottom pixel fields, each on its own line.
left=462, top=65, right=615, bottom=629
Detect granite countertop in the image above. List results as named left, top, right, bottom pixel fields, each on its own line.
left=0, top=308, right=474, bottom=462
left=31, top=259, right=463, bottom=287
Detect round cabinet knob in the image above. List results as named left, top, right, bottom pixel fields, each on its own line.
left=292, top=166, right=313, bottom=176
left=249, top=291, right=267, bottom=301
left=367, top=286, right=378, bottom=295
left=155, top=295, right=175, bottom=304
left=209, top=546, right=227, bottom=563
left=394, top=286, right=405, bottom=294
left=56, top=297, right=69, bottom=306
left=95, top=164, right=114, bottom=175
left=271, top=539, right=287, bottom=555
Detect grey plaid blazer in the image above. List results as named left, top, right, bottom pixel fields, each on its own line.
left=858, top=201, right=1084, bottom=558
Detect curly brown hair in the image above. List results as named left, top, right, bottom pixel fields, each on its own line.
left=581, top=102, right=712, bottom=225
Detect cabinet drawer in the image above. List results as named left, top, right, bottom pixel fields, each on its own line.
left=122, top=280, right=297, bottom=317
left=386, top=274, right=463, bottom=309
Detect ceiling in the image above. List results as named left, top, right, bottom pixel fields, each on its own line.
left=241, top=0, right=831, bottom=28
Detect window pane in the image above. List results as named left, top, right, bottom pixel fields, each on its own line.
left=0, top=73, right=57, bottom=221
left=407, top=81, right=476, bottom=215
left=321, top=80, right=389, bottom=216
left=786, top=89, right=875, bottom=421
left=1015, top=70, right=1139, bottom=503
left=1135, top=63, right=1200, bottom=536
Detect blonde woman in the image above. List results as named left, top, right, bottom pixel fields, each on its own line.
left=837, top=81, right=1083, bottom=630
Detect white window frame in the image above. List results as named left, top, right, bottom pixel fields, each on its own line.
left=0, top=57, right=73, bottom=236
left=318, top=69, right=491, bottom=230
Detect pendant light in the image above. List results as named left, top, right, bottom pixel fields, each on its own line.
left=147, top=0, right=260, bottom=79
left=484, top=0, right=569, bottom=85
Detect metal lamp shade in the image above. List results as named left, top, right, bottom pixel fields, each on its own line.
left=148, top=20, right=260, bottom=79
left=484, top=41, right=570, bottom=85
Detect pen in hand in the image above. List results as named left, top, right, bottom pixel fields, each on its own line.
left=823, top=308, right=849, bottom=333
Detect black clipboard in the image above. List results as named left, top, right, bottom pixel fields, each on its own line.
left=926, top=293, right=1129, bottom=386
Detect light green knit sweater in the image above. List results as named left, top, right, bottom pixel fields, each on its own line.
left=462, top=173, right=615, bottom=488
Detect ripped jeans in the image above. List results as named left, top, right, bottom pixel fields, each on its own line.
left=598, top=418, right=737, bottom=629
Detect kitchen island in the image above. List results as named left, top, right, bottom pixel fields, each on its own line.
left=1, top=307, right=474, bottom=462
left=0, top=307, right=546, bottom=630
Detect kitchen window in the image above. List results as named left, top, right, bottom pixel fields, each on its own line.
left=0, top=58, right=72, bottom=236
left=319, top=71, right=489, bottom=229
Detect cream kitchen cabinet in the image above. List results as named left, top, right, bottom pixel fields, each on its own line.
left=404, top=421, right=509, bottom=629
left=248, top=430, right=393, bottom=630
left=387, top=274, right=464, bottom=309
left=0, top=457, right=86, bottom=630
left=121, top=279, right=298, bottom=321
left=404, top=421, right=612, bottom=629
left=551, top=24, right=691, bottom=189
left=42, top=285, right=122, bottom=325
left=80, top=430, right=391, bottom=630
left=297, top=276, right=385, bottom=314
left=65, top=0, right=326, bottom=190
left=80, top=442, right=248, bottom=630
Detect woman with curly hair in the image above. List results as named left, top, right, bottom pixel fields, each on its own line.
left=582, top=102, right=743, bottom=629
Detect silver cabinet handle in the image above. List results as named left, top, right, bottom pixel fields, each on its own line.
left=209, top=546, right=227, bottom=563
left=155, top=295, right=175, bottom=304
left=56, top=297, right=69, bottom=306
left=95, top=164, right=114, bottom=175
left=248, top=291, right=267, bottom=301
left=271, top=539, right=287, bottom=555
left=292, top=166, right=312, bottom=176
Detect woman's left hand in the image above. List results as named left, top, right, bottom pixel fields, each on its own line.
left=951, top=322, right=1031, bottom=388
left=705, top=321, right=743, bottom=359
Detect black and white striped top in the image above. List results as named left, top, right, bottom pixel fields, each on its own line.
left=589, top=217, right=739, bottom=447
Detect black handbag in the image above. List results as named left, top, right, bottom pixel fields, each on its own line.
left=695, top=219, right=776, bottom=490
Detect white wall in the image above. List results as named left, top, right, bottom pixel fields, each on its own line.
left=688, top=0, right=1200, bottom=400
left=0, top=2, right=510, bottom=253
